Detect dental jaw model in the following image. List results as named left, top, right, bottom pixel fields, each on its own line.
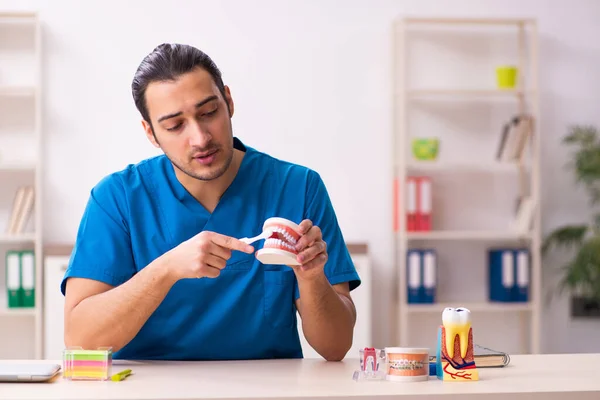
left=436, top=307, right=479, bottom=381
left=243, top=217, right=302, bottom=266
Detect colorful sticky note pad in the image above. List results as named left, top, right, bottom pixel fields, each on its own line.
left=63, top=348, right=112, bottom=380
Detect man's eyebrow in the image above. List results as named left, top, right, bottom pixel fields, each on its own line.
left=156, top=96, right=219, bottom=123
left=157, top=111, right=182, bottom=123
left=196, top=95, right=218, bottom=108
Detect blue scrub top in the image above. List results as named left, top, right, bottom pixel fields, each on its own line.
left=61, top=137, right=361, bottom=360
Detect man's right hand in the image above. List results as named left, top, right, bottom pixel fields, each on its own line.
left=163, top=231, right=255, bottom=280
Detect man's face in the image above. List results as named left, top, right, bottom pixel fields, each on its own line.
left=142, top=67, right=235, bottom=181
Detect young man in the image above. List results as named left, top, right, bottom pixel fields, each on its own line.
left=62, top=43, right=360, bottom=362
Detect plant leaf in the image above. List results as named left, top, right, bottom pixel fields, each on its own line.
left=563, top=125, right=600, bottom=205
left=541, top=225, right=589, bottom=255
left=563, top=125, right=598, bottom=145
left=558, top=236, right=600, bottom=300
left=593, top=214, right=600, bottom=234
left=551, top=125, right=600, bottom=301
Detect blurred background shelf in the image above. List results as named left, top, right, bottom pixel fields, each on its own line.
left=0, top=11, right=43, bottom=360
left=404, top=230, right=532, bottom=241
left=407, top=89, right=526, bottom=98
left=393, top=16, right=541, bottom=355
left=401, top=17, right=536, bottom=26
left=0, top=164, right=36, bottom=172
left=0, top=233, right=36, bottom=243
left=0, top=296, right=36, bottom=316
left=0, top=86, right=36, bottom=97
left=406, top=301, right=533, bottom=313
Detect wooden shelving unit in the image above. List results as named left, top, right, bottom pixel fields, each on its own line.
left=405, top=230, right=532, bottom=241
left=392, top=17, right=541, bottom=354
left=405, top=301, right=533, bottom=314
left=0, top=11, right=43, bottom=359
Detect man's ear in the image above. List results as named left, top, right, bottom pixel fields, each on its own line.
left=142, top=119, right=160, bottom=148
left=223, top=85, right=234, bottom=117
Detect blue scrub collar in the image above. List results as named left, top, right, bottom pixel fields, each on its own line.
left=233, top=136, right=246, bottom=151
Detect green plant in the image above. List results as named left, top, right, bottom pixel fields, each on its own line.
left=542, top=125, right=600, bottom=303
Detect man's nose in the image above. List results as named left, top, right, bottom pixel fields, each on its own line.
left=188, top=121, right=212, bottom=147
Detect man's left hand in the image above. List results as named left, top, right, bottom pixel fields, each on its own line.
left=292, top=219, right=328, bottom=278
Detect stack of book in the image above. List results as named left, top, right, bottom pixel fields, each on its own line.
left=496, top=114, right=534, bottom=163
left=430, top=344, right=511, bottom=368
left=4, top=185, right=35, bottom=235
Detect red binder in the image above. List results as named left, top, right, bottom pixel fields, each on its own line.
left=393, top=178, right=399, bottom=232
left=416, top=176, right=432, bottom=231
left=406, top=177, right=417, bottom=231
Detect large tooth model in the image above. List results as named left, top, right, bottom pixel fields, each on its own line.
left=442, top=307, right=471, bottom=359
left=436, top=307, right=479, bottom=381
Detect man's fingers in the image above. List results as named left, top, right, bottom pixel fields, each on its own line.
left=295, top=234, right=312, bottom=252
left=299, top=253, right=328, bottom=271
left=200, top=265, right=221, bottom=278
left=295, top=224, right=321, bottom=252
left=202, top=241, right=231, bottom=261
left=202, top=253, right=228, bottom=270
left=298, top=219, right=313, bottom=234
left=210, top=232, right=254, bottom=253
left=297, top=241, right=326, bottom=264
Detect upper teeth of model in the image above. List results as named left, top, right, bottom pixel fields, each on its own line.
left=272, top=227, right=297, bottom=245
left=442, top=307, right=471, bottom=359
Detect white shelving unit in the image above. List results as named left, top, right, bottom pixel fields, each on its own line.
left=392, top=17, right=540, bottom=354
left=0, top=11, right=43, bottom=359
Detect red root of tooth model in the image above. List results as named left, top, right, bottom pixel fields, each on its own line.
left=255, top=217, right=302, bottom=266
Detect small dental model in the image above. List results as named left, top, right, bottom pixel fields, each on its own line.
left=436, top=307, right=479, bottom=381
left=352, top=347, right=386, bottom=381
left=243, top=217, right=302, bottom=266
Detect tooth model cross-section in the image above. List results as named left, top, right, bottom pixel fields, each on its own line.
left=436, top=307, right=479, bottom=381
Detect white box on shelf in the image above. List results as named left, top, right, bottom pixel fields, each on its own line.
left=42, top=248, right=71, bottom=360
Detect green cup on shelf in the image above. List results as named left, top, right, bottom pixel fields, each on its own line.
left=496, top=65, right=518, bottom=89
left=411, top=137, right=439, bottom=161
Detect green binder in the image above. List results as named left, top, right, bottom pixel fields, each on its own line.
left=5, top=250, right=22, bottom=308
left=20, top=250, right=35, bottom=308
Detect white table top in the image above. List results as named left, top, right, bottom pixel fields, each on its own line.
left=1, top=353, right=599, bottom=399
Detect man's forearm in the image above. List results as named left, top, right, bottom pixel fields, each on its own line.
left=65, top=258, right=177, bottom=352
left=297, top=274, right=356, bottom=361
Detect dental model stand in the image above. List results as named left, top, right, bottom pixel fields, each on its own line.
left=255, top=248, right=301, bottom=266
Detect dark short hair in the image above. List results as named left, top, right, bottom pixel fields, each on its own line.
left=131, top=43, right=228, bottom=125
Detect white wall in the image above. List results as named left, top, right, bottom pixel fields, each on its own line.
left=1, top=0, right=599, bottom=354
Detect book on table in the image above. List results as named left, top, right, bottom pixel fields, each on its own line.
left=429, top=344, right=510, bottom=368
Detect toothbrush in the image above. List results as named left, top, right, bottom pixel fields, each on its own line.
left=240, top=228, right=274, bottom=244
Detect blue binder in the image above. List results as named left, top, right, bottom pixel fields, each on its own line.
left=513, top=248, right=530, bottom=302
left=407, top=249, right=421, bottom=303
left=488, top=248, right=514, bottom=302
left=488, top=248, right=530, bottom=302
left=407, top=249, right=437, bottom=304
left=421, top=249, right=437, bottom=303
